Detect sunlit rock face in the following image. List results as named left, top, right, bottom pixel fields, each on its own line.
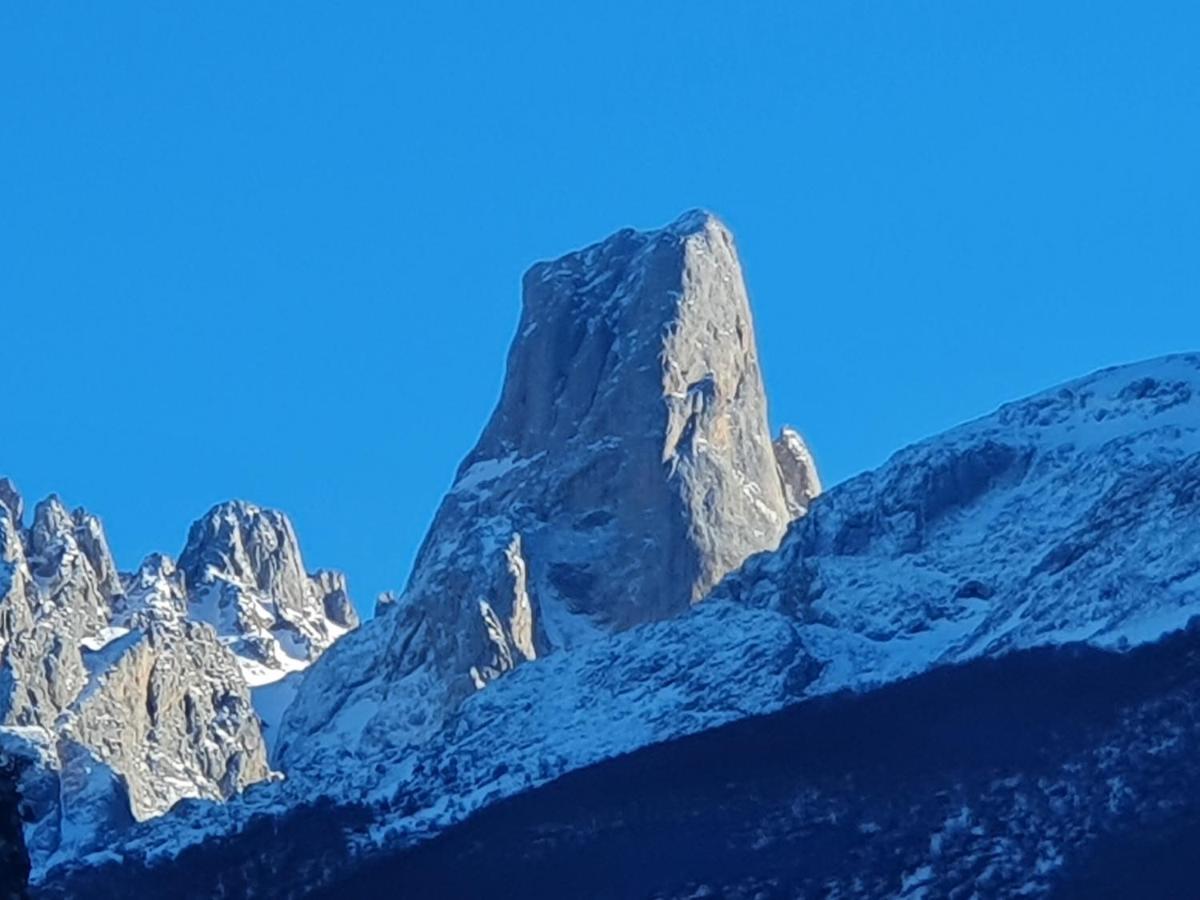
left=0, top=484, right=353, bottom=872
left=773, top=426, right=821, bottom=517
left=277, top=210, right=815, bottom=768
left=179, top=501, right=359, bottom=686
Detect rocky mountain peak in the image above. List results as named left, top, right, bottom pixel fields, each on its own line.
left=178, top=500, right=358, bottom=686
left=178, top=501, right=302, bottom=595
left=0, top=479, right=22, bottom=528
left=277, top=209, right=816, bottom=766
left=0, top=488, right=355, bottom=871
left=21, top=495, right=116, bottom=638
left=445, top=207, right=797, bottom=629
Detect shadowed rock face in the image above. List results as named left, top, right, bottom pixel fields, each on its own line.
left=277, top=210, right=816, bottom=768
left=0, top=754, right=29, bottom=900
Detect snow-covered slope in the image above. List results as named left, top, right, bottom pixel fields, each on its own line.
left=283, top=345, right=1200, bottom=843
left=42, top=351, right=1200, bottom=894
left=719, top=352, right=1200, bottom=685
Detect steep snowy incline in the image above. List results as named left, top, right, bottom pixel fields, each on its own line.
left=718, top=352, right=1200, bottom=689
left=276, top=209, right=815, bottom=768
left=57, top=353, right=1200, bottom=895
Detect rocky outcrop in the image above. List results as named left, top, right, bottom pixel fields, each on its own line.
left=0, top=510, right=34, bottom=653
left=277, top=210, right=815, bottom=768
left=0, top=485, right=352, bottom=873
left=25, top=497, right=114, bottom=642
left=772, top=426, right=821, bottom=517
left=0, top=480, right=22, bottom=533
left=179, top=501, right=359, bottom=686
left=67, top=620, right=269, bottom=820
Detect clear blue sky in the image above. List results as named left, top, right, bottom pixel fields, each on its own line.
left=2, top=3, right=1197, bottom=616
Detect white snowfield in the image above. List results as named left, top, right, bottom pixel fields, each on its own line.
left=64, top=351, right=1200, bottom=881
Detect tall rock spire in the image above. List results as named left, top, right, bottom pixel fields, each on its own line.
left=278, top=210, right=816, bottom=765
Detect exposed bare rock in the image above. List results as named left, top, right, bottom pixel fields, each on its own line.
left=25, top=497, right=113, bottom=638
left=278, top=210, right=813, bottom=768
left=114, top=554, right=188, bottom=629
left=0, top=611, right=88, bottom=729
left=311, top=570, right=356, bottom=630
left=66, top=619, right=269, bottom=820
left=0, top=507, right=34, bottom=651
left=0, top=484, right=346, bottom=872
left=179, top=501, right=359, bottom=686
left=773, top=426, right=822, bottom=517
left=0, top=480, right=22, bottom=530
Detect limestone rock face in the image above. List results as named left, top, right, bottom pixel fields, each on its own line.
left=66, top=620, right=268, bottom=820
left=773, top=426, right=822, bottom=517
left=25, top=497, right=114, bottom=639
left=179, top=501, right=359, bottom=685
left=0, top=508, right=34, bottom=650
left=0, top=479, right=22, bottom=531
left=0, top=484, right=350, bottom=872
left=113, top=553, right=188, bottom=629
left=277, top=210, right=812, bottom=768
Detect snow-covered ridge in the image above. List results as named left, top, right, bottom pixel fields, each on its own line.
left=720, top=351, right=1200, bottom=682
left=66, top=352, right=1200, bottom=888
left=0, top=487, right=355, bottom=873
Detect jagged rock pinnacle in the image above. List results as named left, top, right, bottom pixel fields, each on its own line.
left=773, top=426, right=822, bottom=517
left=278, top=210, right=816, bottom=766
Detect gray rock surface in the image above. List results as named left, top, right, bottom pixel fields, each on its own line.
left=180, top=501, right=360, bottom=685
left=0, top=507, right=34, bottom=651
left=0, top=483, right=352, bottom=870
left=772, top=426, right=821, bottom=517
left=0, top=480, right=22, bottom=531
left=67, top=619, right=269, bottom=820
left=277, top=210, right=814, bottom=768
